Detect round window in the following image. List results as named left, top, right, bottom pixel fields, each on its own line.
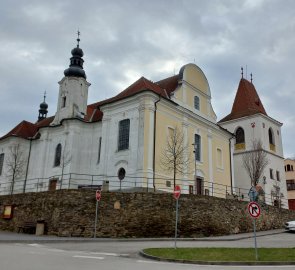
left=118, top=168, right=126, bottom=180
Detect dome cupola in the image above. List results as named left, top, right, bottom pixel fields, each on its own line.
left=38, top=91, right=48, bottom=122
left=64, top=31, right=86, bottom=79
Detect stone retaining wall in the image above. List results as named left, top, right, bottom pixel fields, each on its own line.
left=0, top=190, right=294, bottom=237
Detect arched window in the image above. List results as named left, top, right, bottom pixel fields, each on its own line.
left=54, top=143, right=62, bottom=167
left=118, top=167, right=126, bottom=180
left=235, top=127, right=245, bottom=144
left=268, top=128, right=275, bottom=145
left=194, top=96, right=200, bottom=110
left=287, top=164, right=291, bottom=171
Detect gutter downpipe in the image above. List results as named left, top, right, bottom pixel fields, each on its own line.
left=153, top=96, right=161, bottom=191
left=23, top=137, right=33, bottom=193
left=229, top=135, right=235, bottom=194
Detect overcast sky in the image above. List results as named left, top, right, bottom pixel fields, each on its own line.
left=1, top=0, right=295, bottom=157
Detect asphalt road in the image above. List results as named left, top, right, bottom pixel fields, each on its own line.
left=0, top=231, right=294, bottom=270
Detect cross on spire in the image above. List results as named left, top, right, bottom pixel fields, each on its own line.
left=77, top=30, right=80, bottom=47
left=43, top=90, right=47, bottom=102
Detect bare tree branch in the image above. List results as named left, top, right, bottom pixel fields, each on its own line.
left=59, top=141, right=72, bottom=184
left=160, top=126, right=191, bottom=187
left=242, top=139, right=269, bottom=186
left=5, top=144, right=26, bottom=194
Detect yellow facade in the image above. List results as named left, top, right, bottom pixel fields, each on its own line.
left=143, top=63, right=232, bottom=197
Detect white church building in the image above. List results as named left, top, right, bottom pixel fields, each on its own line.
left=0, top=37, right=235, bottom=196
left=0, top=37, right=288, bottom=207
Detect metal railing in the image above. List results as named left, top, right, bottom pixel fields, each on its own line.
left=0, top=173, right=288, bottom=207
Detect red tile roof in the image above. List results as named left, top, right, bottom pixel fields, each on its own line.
left=36, top=116, right=54, bottom=128
left=156, top=75, right=179, bottom=95
left=90, top=77, right=171, bottom=108
left=0, top=120, right=38, bottom=140
left=84, top=107, right=103, bottom=122
left=219, top=78, right=267, bottom=123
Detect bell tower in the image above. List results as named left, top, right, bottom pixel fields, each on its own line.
left=52, top=32, right=91, bottom=125
left=38, top=91, right=48, bottom=122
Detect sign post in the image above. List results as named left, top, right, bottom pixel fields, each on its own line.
left=247, top=201, right=261, bottom=260
left=173, top=185, right=181, bottom=249
left=94, top=189, right=102, bottom=238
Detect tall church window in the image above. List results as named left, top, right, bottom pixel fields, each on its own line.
left=235, top=127, right=245, bottom=150
left=97, top=137, right=102, bottom=163
left=62, top=96, right=66, bottom=108
left=194, top=96, right=200, bottom=110
left=118, top=119, right=130, bottom=151
left=235, top=127, right=245, bottom=144
left=0, top=153, right=4, bottom=175
left=269, top=128, right=275, bottom=151
left=268, top=128, right=274, bottom=145
left=194, top=134, right=201, bottom=161
left=54, top=144, right=62, bottom=167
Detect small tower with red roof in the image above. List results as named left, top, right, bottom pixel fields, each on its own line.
left=219, top=70, right=287, bottom=207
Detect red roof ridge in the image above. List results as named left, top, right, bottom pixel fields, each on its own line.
left=156, top=74, right=179, bottom=96
left=89, top=76, right=168, bottom=108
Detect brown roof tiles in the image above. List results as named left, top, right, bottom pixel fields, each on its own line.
left=0, top=120, right=38, bottom=140
left=219, top=78, right=267, bottom=123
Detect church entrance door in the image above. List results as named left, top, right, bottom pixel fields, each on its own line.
left=49, top=179, right=58, bottom=191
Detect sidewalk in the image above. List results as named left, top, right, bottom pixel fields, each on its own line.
left=0, top=229, right=286, bottom=243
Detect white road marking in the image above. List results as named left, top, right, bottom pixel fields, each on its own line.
left=27, top=243, right=44, bottom=247
left=89, top=252, right=129, bottom=256
left=73, top=255, right=104, bottom=260
left=46, top=248, right=66, bottom=252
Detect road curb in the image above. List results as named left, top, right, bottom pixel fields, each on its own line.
left=0, top=229, right=286, bottom=243
left=139, top=250, right=295, bottom=266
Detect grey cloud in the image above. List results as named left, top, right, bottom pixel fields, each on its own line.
left=1, top=0, right=295, bottom=157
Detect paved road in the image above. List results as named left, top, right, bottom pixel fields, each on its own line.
left=0, top=230, right=294, bottom=270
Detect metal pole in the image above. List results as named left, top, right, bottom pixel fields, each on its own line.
left=253, top=218, right=258, bottom=260
left=174, top=198, right=179, bottom=249
left=94, top=200, right=98, bottom=238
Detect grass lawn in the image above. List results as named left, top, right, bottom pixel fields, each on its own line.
left=143, top=248, right=295, bottom=262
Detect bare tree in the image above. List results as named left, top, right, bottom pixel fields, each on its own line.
left=6, top=144, right=26, bottom=194
left=59, top=141, right=72, bottom=186
left=160, top=126, right=191, bottom=187
left=242, top=139, right=269, bottom=186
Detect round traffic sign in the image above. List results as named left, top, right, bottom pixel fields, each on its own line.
left=247, top=201, right=261, bottom=218
left=173, top=185, right=181, bottom=200
left=96, top=190, right=102, bottom=201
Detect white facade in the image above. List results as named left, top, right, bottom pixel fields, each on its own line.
left=220, top=111, right=288, bottom=208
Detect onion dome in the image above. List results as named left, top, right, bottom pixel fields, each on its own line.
left=64, top=32, right=86, bottom=79
left=38, top=92, right=48, bottom=122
